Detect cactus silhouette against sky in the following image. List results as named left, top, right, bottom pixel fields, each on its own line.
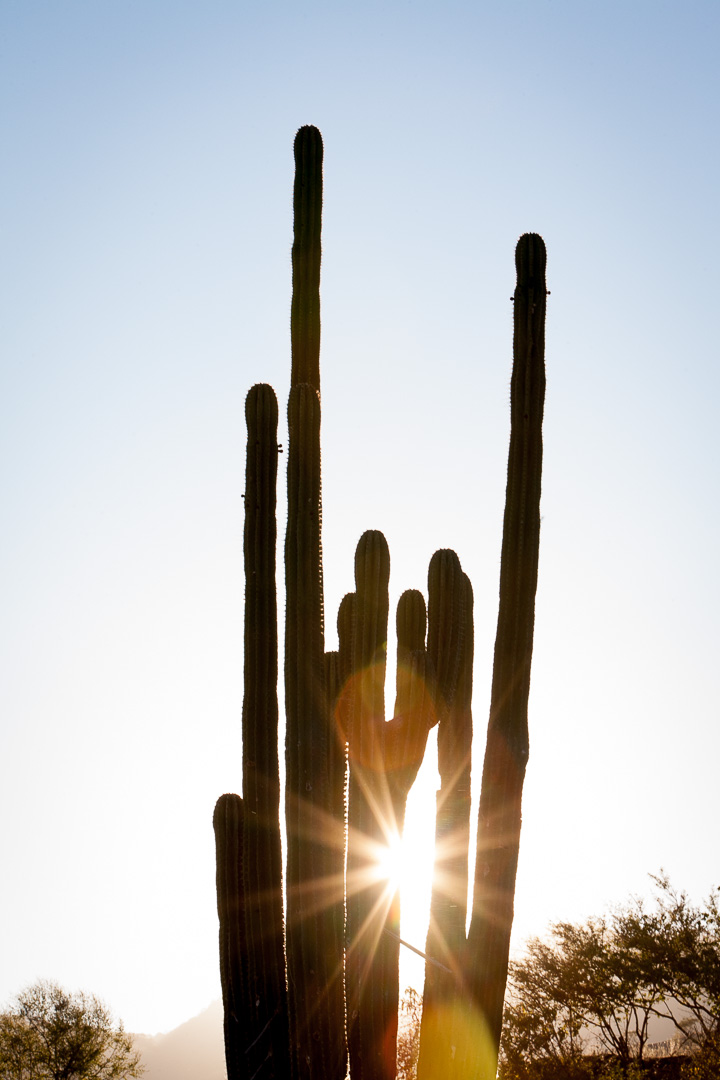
left=214, top=125, right=546, bottom=1080
left=417, top=231, right=546, bottom=1080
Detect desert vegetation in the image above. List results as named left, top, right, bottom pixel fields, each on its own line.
left=0, top=980, right=143, bottom=1080
left=498, top=876, right=720, bottom=1080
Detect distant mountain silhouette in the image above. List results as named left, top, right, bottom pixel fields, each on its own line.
left=132, top=999, right=225, bottom=1080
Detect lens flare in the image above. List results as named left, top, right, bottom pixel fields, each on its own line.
left=373, top=830, right=404, bottom=896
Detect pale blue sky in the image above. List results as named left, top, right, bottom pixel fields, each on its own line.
left=2, top=0, right=719, bottom=1036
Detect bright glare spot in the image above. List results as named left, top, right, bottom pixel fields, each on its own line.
left=374, top=831, right=405, bottom=895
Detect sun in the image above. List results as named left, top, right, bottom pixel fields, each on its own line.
left=373, top=830, right=405, bottom=896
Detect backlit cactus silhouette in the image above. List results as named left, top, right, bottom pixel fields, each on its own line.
left=214, top=125, right=546, bottom=1080
left=417, top=231, right=546, bottom=1080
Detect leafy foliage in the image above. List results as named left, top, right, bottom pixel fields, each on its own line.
left=397, top=989, right=422, bottom=1080
left=615, top=875, right=720, bottom=1052
left=499, top=877, right=720, bottom=1079
left=0, top=980, right=144, bottom=1080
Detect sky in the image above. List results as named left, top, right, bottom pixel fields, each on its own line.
left=2, top=0, right=719, bottom=1038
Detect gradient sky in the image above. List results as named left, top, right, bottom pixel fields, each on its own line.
left=2, top=0, right=719, bottom=1037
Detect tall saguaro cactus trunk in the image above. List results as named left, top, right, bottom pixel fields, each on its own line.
left=284, top=125, right=347, bottom=1080
left=417, top=232, right=546, bottom=1080
left=214, top=382, right=290, bottom=1079
left=467, top=232, right=546, bottom=1056
left=214, top=125, right=546, bottom=1080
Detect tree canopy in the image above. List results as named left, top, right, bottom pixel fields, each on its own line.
left=0, top=980, right=144, bottom=1080
left=499, top=875, right=720, bottom=1080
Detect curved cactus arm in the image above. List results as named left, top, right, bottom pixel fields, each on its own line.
left=465, top=231, right=547, bottom=1072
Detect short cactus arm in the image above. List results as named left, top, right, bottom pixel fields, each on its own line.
left=396, top=588, right=427, bottom=658
left=213, top=793, right=247, bottom=1080
left=387, top=589, right=432, bottom=798
left=426, top=549, right=467, bottom=721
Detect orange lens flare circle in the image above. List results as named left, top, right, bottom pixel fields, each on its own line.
left=333, top=661, right=438, bottom=772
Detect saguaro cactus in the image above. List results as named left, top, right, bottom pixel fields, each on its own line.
left=469, top=231, right=546, bottom=1046
left=417, top=231, right=546, bottom=1080
left=214, top=382, right=290, bottom=1079
left=214, top=126, right=546, bottom=1080
left=284, top=126, right=347, bottom=1080
left=342, top=533, right=469, bottom=1080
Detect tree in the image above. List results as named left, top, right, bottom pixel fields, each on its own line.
left=615, top=875, right=720, bottom=1060
left=397, top=988, right=422, bottom=1080
left=499, top=877, right=720, bottom=1079
left=0, top=981, right=144, bottom=1080
left=499, top=917, right=661, bottom=1079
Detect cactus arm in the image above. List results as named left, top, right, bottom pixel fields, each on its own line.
left=239, top=383, right=290, bottom=1079
left=213, top=793, right=247, bottom=1080
left=344, top=530, right=391, bottom=1080
left=417, top=557, right=473, bottom=1079
left=395, top=588, right=427, bottom=659
left=426, top=550, right=466, bottom=718
left=434, top=570, right=474, bottom=955
left=345, top=556, right=451, bottom=1080
left=387, top=589, right=432, bottom=799
left=465, top=232, right=547, bottom=1068
left=370, top=589, right=432, bottom=1080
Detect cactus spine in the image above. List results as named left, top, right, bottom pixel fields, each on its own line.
left=214, top=127, right=546, bottom=1080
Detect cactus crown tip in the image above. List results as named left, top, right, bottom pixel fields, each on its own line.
left=245, top=382, right=279, bottom=423
left=515, top=232, right=547, bottom=275
left=294, top=124, right=323, bottom=150
left=246, top=381, right=277, bottom=398
left=354, top=529, right=390, bottom=588
left=213, top=792, right=240, bottom=825
left=355, top=528, right=390, bottom=559
left=428, top=547, right=462, bottom=572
